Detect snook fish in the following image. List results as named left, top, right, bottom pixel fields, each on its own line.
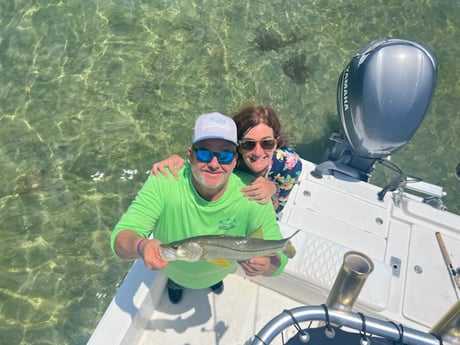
left=159, top=229, right=299, bottom=266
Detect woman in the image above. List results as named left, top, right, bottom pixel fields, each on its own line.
left=151, top=106, right=302, bottom=213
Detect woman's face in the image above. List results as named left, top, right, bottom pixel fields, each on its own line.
left=239, top=123, right=276, bottom=175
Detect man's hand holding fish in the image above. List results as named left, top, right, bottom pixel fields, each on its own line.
left=114, top=231, right=169, bottom=270
left=137, top=239, right=169, bottom=270
left=239, top=256, right=281, bottom=276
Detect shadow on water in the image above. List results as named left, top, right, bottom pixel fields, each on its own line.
left=293, top=114, right=340, bottom=164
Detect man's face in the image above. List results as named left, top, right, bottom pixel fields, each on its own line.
left=188, top=139, right=237, bottom=200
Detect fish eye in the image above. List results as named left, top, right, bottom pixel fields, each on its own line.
left=172, top=244, right=179, bottom=250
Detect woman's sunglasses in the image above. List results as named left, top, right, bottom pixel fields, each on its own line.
left=239, top=139, right=277, bottom=151
left=193, top=148, right=236, bottom=164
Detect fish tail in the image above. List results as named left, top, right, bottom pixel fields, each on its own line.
left=282, top=229, right=300, bottom=258
left=283, top=241, right=296, bottom=258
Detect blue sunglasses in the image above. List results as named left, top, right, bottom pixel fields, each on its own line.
left=193, top=148, right=235, bottom=164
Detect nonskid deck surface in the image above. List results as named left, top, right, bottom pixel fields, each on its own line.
left=139, top=271, right=302, bottom=345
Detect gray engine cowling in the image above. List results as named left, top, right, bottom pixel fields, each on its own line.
left=313, top=38, right=437, bottom=181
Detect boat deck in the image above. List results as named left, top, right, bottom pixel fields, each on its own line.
left=137, top=270, right=301, bottom=345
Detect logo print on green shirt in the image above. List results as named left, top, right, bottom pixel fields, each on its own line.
left=218, top=218, right=236, bottom=231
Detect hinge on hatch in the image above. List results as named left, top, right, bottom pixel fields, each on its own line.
left=390, top=256, right=401, bottom=277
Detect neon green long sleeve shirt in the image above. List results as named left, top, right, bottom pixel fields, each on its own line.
left=111, top=163, right=287, bottom=289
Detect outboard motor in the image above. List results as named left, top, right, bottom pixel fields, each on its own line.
left=312, top=38, right=438, bottom=182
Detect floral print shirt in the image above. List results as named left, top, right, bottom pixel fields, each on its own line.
left=266, top=147, right=302, bottom=213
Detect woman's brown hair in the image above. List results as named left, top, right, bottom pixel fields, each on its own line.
left=232, top=106, right=289, bottom=148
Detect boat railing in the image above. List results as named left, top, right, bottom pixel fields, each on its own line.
left=251, top=250, right=459, bottom=345
left=250, top=305, right=442, bottom=345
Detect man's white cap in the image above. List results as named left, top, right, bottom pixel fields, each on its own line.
left=192, top=112, right=238, bottom=145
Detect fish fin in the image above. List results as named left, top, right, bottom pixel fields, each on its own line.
left=283, top=241, right=297, bottom=258
left=288, top=229, right=301, bottom=239
left=248, top=225, right=264, bottom=239
left=209, top=259, right=232, bottom=267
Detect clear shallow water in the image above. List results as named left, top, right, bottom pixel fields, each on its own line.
left=0, top=0, right=459, bottom=344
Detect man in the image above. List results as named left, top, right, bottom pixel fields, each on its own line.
left=111, top=112, right=288, bottom=304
